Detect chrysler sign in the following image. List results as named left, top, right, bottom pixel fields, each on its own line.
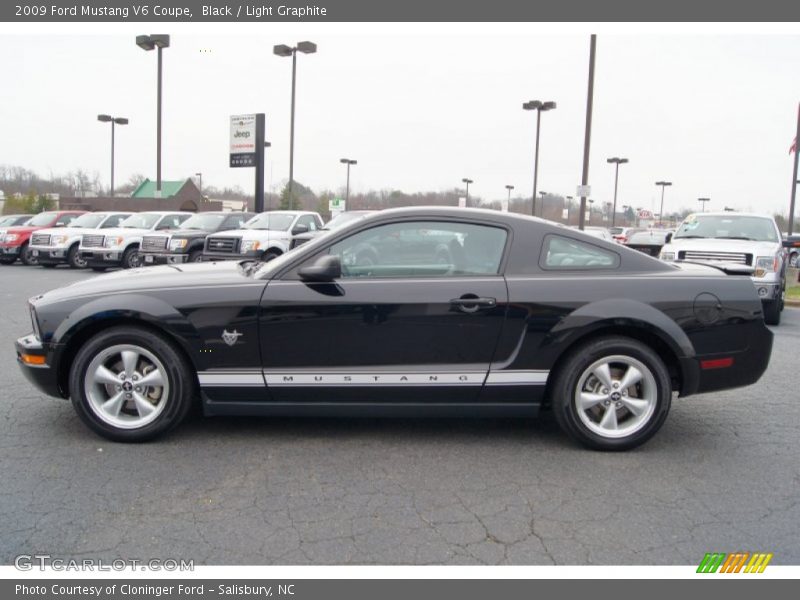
left=229, top=114, right=257, bottom=168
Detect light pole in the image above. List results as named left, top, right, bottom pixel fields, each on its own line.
left=462, top=178, right=473, bottom=204
left=136, top=34, right=170, bottom=196
left=655, top=181, right=672, bottom=226
left=274, top=41, right=317, bottom=209
left=522, top=100, right=556, bottom=217
left=698, top=197, right=710, bottom=212
left=195, top=172, right=202, bottom=197
left=340, top=158, right=357, bottom=202
left=588, top=199, right=595, bottom=225
left=606, top=157, right=629, bottom=226
left=505, top=184, right=514, bottom=211
left=97, top=115, right=128, bottom=198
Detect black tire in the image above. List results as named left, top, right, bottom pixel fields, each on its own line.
left=188, top=249, right=203, bottom=263
left=764, top=300, right=781, bottom=326
left=67, top=244, right=87, bottom=269
left=68, top=326, right=196, bottom=442
left=551, top=336, right=672, bottom=451
left=121, top=246, right=140, bottom=269
left=790, top=252, right=798, bottom=268
left=91, top=267, right=107, bottom=272
left=19, top=243, right=37, bottom=266
left=262, top=250, right=281, bottom=262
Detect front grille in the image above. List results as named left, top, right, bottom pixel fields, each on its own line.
left=679, top=250, right=752, bottom=265
left=205, top=236, right=239, bottom=254
left=142, top=235, right=168, bottom=252
left=82, top=234, right=105, bottom=248
left=31, top=234, right=51, bottom=246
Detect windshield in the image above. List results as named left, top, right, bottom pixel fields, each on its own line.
left=609, top=227, right=624, bottom=235
left=673, top=214, right=778, bottom=242
left=324, top=212, right=372, bottom=230
left=628, top=231, right=670, bottom=244
left=120, top=213, right=161, bottom=229
left=244, top=213, right=294, bottom=231
left=69, top=213, right=106, bottom=228
left=27, top=212, right=59, bottom=227
left=179, top=213, right=226, bottom=230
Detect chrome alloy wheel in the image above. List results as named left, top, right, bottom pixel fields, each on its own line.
left=574, top=354, right=657, bottom=439
left=83, top=344, right=170, bottom=429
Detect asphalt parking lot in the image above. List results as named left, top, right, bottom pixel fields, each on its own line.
left=1, top=263, right=799, bottom=566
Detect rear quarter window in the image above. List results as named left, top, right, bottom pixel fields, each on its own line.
left=540, top=234, right=620, bottom=270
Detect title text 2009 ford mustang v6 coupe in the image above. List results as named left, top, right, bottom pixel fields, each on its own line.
left=16, top=207, right=772, bottom=450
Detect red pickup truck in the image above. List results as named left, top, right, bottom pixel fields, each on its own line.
left=0, top=210, right=86, bottom=265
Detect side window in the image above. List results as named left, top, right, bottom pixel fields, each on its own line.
left=541, top=234, right=620, bottom=270
left=319, top=220, right=507, bottom=279
left=103, top=214, right=128, bottom=228
left=157, top=215, right=187, bottom=230
left=56, top=214, right=76, bottom=226
left=296, top=215, right=318, bottom=232
left=224, top=215, right=246, bottom=229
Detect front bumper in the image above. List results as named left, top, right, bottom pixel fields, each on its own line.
left=751, top=280, right=782, bottom=301
left=80, top=249, right=123, bottom=267
left=202, top=250, right=259, bottom=262
left=0, top=245, right=21, bottom=256
left=15, top=335, right=64, bottom=399
left=141, top=252, right=189, bottom=265
left=30, top=247, right=68, bottom=264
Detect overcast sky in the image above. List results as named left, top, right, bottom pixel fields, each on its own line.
left=2, top=32, right=800, bottom=215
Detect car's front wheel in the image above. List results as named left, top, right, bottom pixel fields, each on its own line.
left=67, top=244, right=87, bottom=269
left=69, top=326, right=195, bottom=442
left=122, top=246, right=141, bottom=269
left=551, top=336, right=672, bottom=451
left=19, top=243, right=38, bottom=266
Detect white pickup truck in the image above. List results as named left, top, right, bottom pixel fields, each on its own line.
left=659, top=212, right=786, bottom=325
left=28, top=212, right=131, bottom=269
left=79, top=211, right=191, bottom=271
left=202, top=210, right=323, bottom=262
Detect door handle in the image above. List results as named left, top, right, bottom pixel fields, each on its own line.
left=449, top=295, right=497, bottom=313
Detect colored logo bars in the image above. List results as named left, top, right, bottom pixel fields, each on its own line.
left=697, top=552, right=773, bottom=573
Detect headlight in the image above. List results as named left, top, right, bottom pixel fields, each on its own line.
left=5, top=234, right=18, bottom=242
left=29, top=302, right=41, bottom=340
left=241, top=240, right=261, bottom=253
left=169, top=238, right=188, bottom=251
left=755, top=256, right=779, bottom=278
left=51, top=235, right=69, bottom=246
left=104, top=236, right=124, bottom=248
left=660, top=252, right=675, bottom=261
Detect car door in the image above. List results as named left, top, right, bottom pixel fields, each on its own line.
left=259, top=219, right=510, bottom=404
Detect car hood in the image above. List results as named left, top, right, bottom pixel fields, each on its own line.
left=150, top=228, right=213, bottom=239
left=211, top=228, right=289, bottom=238
left=95, top=226, right=157, bottom=237
left=4, top=225, right=46, bottom=234
left=32, top=226, right=99, bottom=237
left=663, top=238, right=780, bottom=254
left=35, top=261, right=257, bottom=305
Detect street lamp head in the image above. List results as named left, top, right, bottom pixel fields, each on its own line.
left=522, top=100, right=542, bottom=111
left=505, top=185, right=514, bottom=191
left=113, top=117, right=129, bottom=125
left=273, top=44, right=293, bottom=57
left=607, top=157, right=629, bottom=164
left=136, top=35, right=155, bottom=51
left=97, top=114, right=112, bottom=122
left=539, top=191, right=546, bottom=196
left=541, top=101, right=557, bottom=111
left=462, top=178, right=473, bottom=184
left=150, top=34, right=170, bottom=49
left=655, top=181, right=672, bottom=187
left=296, top=41, right=317, bottom=54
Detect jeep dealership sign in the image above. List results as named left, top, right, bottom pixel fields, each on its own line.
left=229, top=114, right=257, bottom=167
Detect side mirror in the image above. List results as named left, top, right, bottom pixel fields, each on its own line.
left=298, top=254, right=342, bottom=282
left=665, top=233, right=673, bottom=243
left=292, top=224, right=309, bottom=235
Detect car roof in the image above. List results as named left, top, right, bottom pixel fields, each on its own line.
left=684, top=211, right=775, bottom=219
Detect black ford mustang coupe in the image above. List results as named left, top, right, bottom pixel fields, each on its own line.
left=15, top=207, right=773, bottom=450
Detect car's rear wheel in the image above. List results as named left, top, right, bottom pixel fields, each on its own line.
left=20, top=243, right=37, bottom=266
left=188, top=250, right=203, bottom=263
left=551, top=336, right=672, bottom=451
left=69, top=326, right=195, bottom=442
left=67, top=244, right=87, bottom=269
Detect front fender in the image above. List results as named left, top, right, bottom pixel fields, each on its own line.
left=52, top=293, right=201, bottom=369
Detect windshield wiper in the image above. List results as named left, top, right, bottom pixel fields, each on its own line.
left=674, top=235, right=706, bottom=239
left=715, top=236, right=756, bottom=241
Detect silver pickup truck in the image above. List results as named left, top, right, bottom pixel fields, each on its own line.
left=659, top=212, right=786, bottom=325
